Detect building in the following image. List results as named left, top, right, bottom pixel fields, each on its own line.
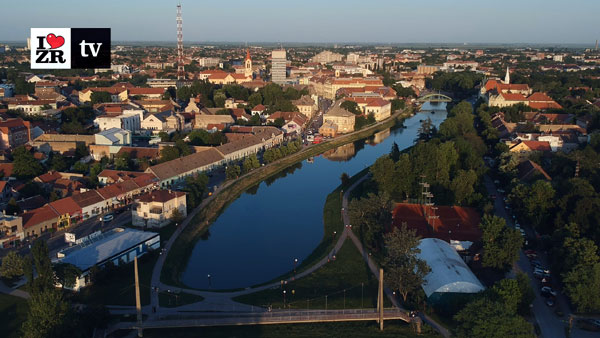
left=145, top=148, right=225, bottom=187
left=0, top=118, right=31, bottom=150
left=94, top=109, right=143, bottom=132
left=417, top=65, right=440, bottom=75
left=271, top=50, right=287, bottom=84
left=0, top=214, right=24, bottom=248
left=292, top=96, right=318, bottom=118
left=78, top=87, right=128, bottom=103
left=55, top=228, right=160, bottom=291
left=21, top=205, right=59, bottom=238
left=321, top=105, right=355, bottom=135
left=146, top=78, right=177, bottom=88
left=132, top=190, right=187, bottom=228
left=197, top=57, right=220, bottom=68
left=310, top=50, right=343, bottom=64
left=95, top=128, right=132, bottom=146
left=416, top=238, right=485, bottom=303
left=71, top=190, right=107, bottom=220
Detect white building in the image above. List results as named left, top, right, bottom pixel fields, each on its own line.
left=416, top=238, right=485, bottom=298
left=271, top=50, right=287, bottom=84
left=95, top=128, right=132, bottom=146
left=94, top=109, right=143, bottom=132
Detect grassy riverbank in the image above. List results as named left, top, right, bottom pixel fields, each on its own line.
left=0, top=293, right=28, bottom=338
left=161, top=109, right=412, bottom=288
left=233, top=241, right=387, bottom=310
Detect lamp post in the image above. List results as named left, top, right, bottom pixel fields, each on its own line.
left=293, top=258, right=298, bottom=279
left=283, top=290, right=287, bottom=308
left=207, top=274, right=211, bottom=288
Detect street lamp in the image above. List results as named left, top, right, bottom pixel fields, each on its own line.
left=293, top=258, right=298, bottom=273
left=283, top=290, right=287, bottom=307
left=207, top=274, right=211, bottom=288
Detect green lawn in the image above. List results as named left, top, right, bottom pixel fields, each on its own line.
left=141, top=320, right=439, bottom=338
left=233, top=241, right=390, bottom=310
left=0, top=294, right=28, bottom=338
left=158, top=291, right=204, bottom=308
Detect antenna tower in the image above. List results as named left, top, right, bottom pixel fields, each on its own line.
left=176, top=3, right=184, bottom=80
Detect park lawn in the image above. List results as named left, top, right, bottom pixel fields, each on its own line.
left=233, top=240, right=391, bottom=310
left=142, top=320, right=440, bottom=338
left=159, top=291, right=204, bottom=308
left=0, top=293, right=28, bottom=338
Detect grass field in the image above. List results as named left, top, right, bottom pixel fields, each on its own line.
left=161, top=109, right=411, bottom=288
left=0, top=293, right=28, bottom=338
left=140, top=320, right=440, bottom=338
left=233, top=240, right=391, bottom=310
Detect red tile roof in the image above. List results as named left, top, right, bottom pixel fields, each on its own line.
left=49, top=197, right=81, bottom=216
left=22, top=205, right=58, bottom=229
left=137, top=189, right=185, bottom=203
left=392, top=203, right=482, bottom=243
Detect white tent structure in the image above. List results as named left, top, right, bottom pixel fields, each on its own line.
left=416, top=238, right=485, bottom=298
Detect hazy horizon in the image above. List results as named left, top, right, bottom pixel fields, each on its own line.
left=1, top=0, right=599, bottom=45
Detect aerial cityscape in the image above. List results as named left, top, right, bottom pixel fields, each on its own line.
left=0, top=1, right=600, bottom=338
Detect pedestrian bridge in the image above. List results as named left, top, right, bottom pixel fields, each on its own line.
left=111, top=308, right=412, bottom=332
left=417, top=93, right=452, bottom=103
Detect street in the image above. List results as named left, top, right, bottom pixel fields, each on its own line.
left=483, top=175, right=569, bottom=338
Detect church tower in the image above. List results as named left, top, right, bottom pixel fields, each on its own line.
left=504, top=66, right=510, bottom=84
left=244, top=49, right=252, bottom=78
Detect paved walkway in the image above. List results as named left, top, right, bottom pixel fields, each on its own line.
left=0, top=278, right=29, bottom=299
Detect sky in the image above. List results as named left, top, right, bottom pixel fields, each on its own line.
left=1, top=0, right=599, bottom=45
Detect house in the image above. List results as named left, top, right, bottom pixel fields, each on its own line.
left=0, top=118, right=31, bottom=150
left=292, top=96, right=317, bottom=118
left=95, top=128, right=132, bottom=146
left=48, top=197, right=82, bottom=228
left=517, top=160, right=552, bottom=182
left=94, top=109, right=144, bottom=132
left=364, top=98, right=392, bottom=121
left=97, top=169, right=152, bottom=186
left=321, top=105, right=355, bottom=134
left=55, top=227, right=160, bottom=291
left=216, top=135, right=264, bottom=162
left=128, top=87, right=166, bottom=100
left=508, top=140, right=552, bottom=154
left=145, top=148, right=225, bottom=187
left=132, top=190, right=187, bottom=228
left=194, top=110, right=235, bottom=129
left=0, top=214, right=24, bottom=248
left=71, top=190, right=107, bottom=220
left=78, top=87, right=128, bottom=103
left=251, top=104, right=266, bottom=117
left=21, top=204, right=59, bottom=238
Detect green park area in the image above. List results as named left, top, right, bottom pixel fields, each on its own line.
left=0, top=293, right=28, bottom=338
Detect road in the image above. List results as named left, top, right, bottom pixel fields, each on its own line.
left=483, top=175, right=567, bottom=338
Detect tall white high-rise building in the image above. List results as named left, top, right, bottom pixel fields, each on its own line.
left=504, top=66, right=510, bottom=84
left=271, top=49, right=287, bottom=84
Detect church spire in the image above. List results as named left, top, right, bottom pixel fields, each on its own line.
left=504, top=66, right=510, bottom=84
left=245, top=48, right=251, bottom=61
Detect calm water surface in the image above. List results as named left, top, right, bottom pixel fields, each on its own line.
left=182, top=103, right=447, bottom=289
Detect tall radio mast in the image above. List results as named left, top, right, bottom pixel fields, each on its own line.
left=176, top=3, right=184, bottom=80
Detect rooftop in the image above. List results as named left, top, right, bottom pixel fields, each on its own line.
left=57, top=228, right=159, bottom=272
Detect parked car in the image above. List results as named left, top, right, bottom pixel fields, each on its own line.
left=534, top=269, right=551, bottom=279
left=541, top=286, right=558, bottom=297
left=545, top=298, right=555, bottom=307
left=497, top=188, right=505, bottom=193
left=102, top=214, right=114, bottom=222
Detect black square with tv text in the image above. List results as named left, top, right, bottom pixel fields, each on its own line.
left=70, top=28, right=111, bottom=69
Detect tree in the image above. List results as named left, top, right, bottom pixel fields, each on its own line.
left=160, top=146, right=180, bottom=162
left=340, top=172, right=350, bottom=187
left=349, top=192, right=392, bottom=251
left=72, top=161, right=89, bottom=174
left=226, top=165, right=241, bottom=180
left=22, top=288, right=70, bottom=338
left=370, top=156, right=396, bottom=196
left=12, top=146, right=44, bottom=179
left=6, top=198, right=21, bottom=216
left=454, top=296, right=534, bottom=338
left=170, top=208, right=184, bottom=224
left=383, top=225, right=430, bottom=302
left=450, top=169, right=478, bottom=205
left=242, top=154, right=260, bottom=174
left=53, top=263, right=81, bottom=289
left=416, top=118, right=435, bottom=142
left=0, top=251, right=24, bottom=279
left=248, top=92, right=262, bottom=107
left=90, top=91, right=112, bottom=104
left=114, top=151, right=131, bottom=170
left=390, top=142, right=400, bottom=162
left=340, top=100, right=362, bottom=115
left=480, top=214, right=523, bottom=270
left=49, top=153, right=67, bottom=172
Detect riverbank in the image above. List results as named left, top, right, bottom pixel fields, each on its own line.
left=161, top=108, right=412, bottom=288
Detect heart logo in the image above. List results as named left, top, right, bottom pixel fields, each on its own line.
left=46, top=33, right=65, bottom=49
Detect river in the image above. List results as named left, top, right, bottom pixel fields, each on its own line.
left=181, top=102, right=448, bottom=289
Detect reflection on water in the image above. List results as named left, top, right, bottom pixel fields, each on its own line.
left=322, top=143, right=356, bottom=162
left=181, top=104, right=447, bottom=289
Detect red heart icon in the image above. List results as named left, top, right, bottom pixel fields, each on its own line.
left=46, top=33, right=65, bottom=49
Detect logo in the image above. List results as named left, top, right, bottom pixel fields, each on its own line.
left=31, top=28, right=110, bottom=69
